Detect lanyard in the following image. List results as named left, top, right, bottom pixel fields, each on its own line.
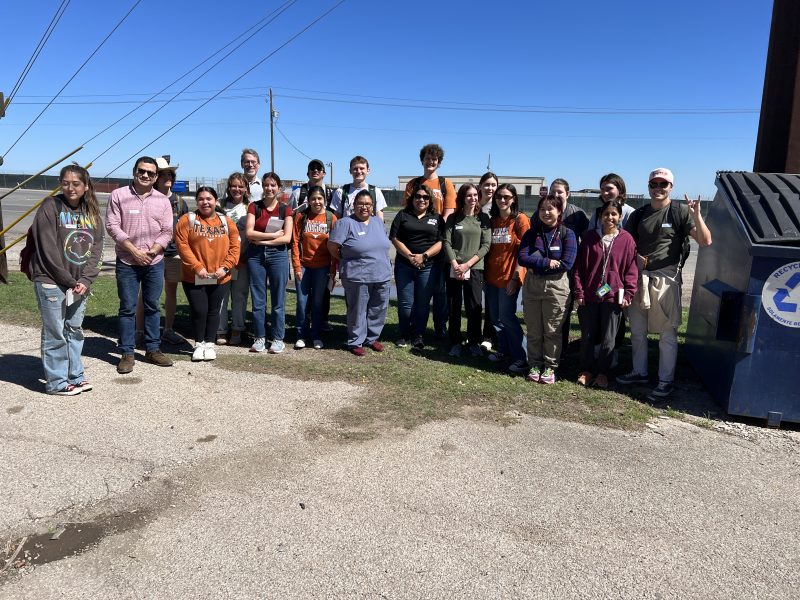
left=539, top=226, right=560, bottom=259
left=600, top=232, right=618, bottom=284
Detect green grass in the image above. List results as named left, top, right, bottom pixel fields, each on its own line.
left=0, top=271, right=668, bottom=439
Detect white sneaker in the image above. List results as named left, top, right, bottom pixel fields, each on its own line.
left=295, top=339, right=306, bottom=349
left=313, top=339, right=324, bottom=349
left=269, top=340, right=285, bottom=354
left=192, top=342, right=205, bottom=362
left=204, top=343, right=216, bottom=361
left=250, top=337, right=266, bottom=353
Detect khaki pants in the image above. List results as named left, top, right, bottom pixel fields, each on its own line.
left=522, top=272, right=570, bottom=370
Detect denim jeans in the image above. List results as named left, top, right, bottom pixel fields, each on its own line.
left=248, top=245, right=289, bottom=341
left=394, top=260, right=438, bottom=339
left=218, top=266, right=250, bottom=333
left=35, top=282, right=88, bottom=393
left=295, top=266, right=329, bottom=341
left=484, top=283, right=526, bottom=362
left=116, top=259, right=164, bottom=354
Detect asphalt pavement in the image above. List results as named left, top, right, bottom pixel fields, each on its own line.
left=1, top=320, right=799, bottom=599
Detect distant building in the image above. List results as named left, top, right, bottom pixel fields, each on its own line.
left=398, top=175, right=546, bottom=196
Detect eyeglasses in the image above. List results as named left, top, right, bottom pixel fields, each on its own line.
left=648, top=181, right=670, bottom=189
left=136, top=168, right=157, bottom=178
left=413, top=194, right=430, bottom=201
left=495, top=194, right=514, bottom=201
left=242, top=160, right=258, bottom=166
left=354, top=204, right=372, bottom=209
left=309, top=167, right=324, bottom=173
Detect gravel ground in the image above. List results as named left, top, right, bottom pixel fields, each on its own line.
left=2, top=321, right=800, bottom=599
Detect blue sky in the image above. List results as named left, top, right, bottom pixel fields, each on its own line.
left=1, top=0, right=773, bottom=198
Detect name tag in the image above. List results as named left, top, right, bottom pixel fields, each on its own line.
left=357, top=231, right=366, bottom=236
left=661, top=223, right=672, bottom=228
left=427, top=219, right=438, bottom=226
left=64, top=223, right=77, bottom=229
left=550, top=246, right=560, bottom=252
left=129, top=209, right=140, bottom=214
left=455, top=225, right=464, bottom=230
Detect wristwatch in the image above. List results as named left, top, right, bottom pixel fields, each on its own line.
left=422, top=253, right=429, bottom=262
left=221, top=266, right=230, bottom=275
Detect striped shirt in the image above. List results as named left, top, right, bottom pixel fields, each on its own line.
left=518, top=224, right=577, bottom=276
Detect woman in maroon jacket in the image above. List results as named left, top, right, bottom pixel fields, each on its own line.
left=573, top=201, right=637, bottom=388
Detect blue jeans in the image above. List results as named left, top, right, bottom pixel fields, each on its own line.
left=394, top=260, right=437, bottom=339
left=116, top=259, right=164, bottom=354
left=248, top=245, right=289, bottom=341
left=295, top=266, right=329, bottom=340
left=35, top=282, right=88, bottom=393
left=484, top=283, right=526, bottom=362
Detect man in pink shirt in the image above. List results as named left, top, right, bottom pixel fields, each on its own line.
left=106, top=156, right=175, bottom=373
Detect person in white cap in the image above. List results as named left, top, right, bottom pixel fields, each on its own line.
left=616, top=167, right=712, bottom=398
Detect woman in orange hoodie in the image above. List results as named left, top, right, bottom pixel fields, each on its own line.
left=484, top=184, right=530, bottom=374
left=174, top=186, right=240, bottom=361
left=291, top=186, right=337, bottom=349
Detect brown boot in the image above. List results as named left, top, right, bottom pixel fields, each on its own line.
left=145, top=350, right=173, bottom=367
left=117, top=353, right=135, bottom=374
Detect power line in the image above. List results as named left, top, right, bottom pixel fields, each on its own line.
left=2, top=0, right=143, bottom=159
left=7, top=0, right=71, bottom=105
left=82, top=0, right=296, bottom=152
left=10, top=85, right=760, bottom=114
left=274, top=123, right=313, bottom=160
left=103, top=0, right=347, bottom=177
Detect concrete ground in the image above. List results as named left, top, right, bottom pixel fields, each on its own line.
left=1, top=321, right=799, bottom=599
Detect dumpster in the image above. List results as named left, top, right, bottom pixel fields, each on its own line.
left=685, top=172, right=800, bottom=426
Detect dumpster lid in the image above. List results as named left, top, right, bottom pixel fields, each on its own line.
left=716, top=172, right=800, bottom=244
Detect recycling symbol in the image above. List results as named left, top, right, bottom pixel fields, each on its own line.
left=762, top=263, right=800, bottom=328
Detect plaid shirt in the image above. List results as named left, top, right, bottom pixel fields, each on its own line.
left=518, top=224, right=577, bottom=275
left=105, top=185, right=173, bottom=265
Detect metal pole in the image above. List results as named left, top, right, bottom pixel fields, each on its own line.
left=0, top=161, right=93, bottom=245
left=753, top=0, right=800, bottom=173
left=269, top=88, right=275, bottom=172
left=0, top=146, right=83, bottom=203
left=327, top=162, right=333, bottom=187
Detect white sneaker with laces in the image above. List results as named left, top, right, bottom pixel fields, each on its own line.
left=192, top=342, right=206, bottom=362
left=204, top=343, right=216, bottom=361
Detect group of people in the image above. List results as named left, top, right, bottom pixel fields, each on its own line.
left=29, top=144, right=711, bottom=401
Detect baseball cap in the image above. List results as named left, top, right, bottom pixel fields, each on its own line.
left=648, top=167, right=673, bottom=184
left=308, top=159, right=325, bottom=171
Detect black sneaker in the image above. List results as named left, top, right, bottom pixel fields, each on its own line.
left=649, top=381, right=674, bottom=398
left=616, top=371, right=649, bottom=385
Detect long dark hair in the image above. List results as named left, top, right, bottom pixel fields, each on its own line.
left=59, top=164, right=99, bottom=224
left=599, top=172, right=628, bottom=205
left=405, top=183, right=436, bottom=216
left=490, top=183, right=519, bottom=219
left=455, top=183, right=479, bottom=216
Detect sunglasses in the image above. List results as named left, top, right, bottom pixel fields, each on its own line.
left=648, top=181, right=670, bottom=189
left=136, top=168, right=157, bottom=178
left=495, top=194, right=514, bottom=201
left=414, top=194, right=430, bottom=201
left=309, top=167, right=324, bottom=173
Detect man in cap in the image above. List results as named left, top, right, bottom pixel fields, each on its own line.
left=617, top=167, right=712, bottom=398
left=290, top=159, right=333, bottom=212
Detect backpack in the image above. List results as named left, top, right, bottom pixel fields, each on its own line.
left=296, top=210, right=334, bottom=261
left=341, top=183, right=377, bottom=216
left=188, top=211, right=229, bottom=235
left=627, top=202, right=691, bottom=269
left=411, top=176, right=448, bottom=210
left=253, top=200, right=289, bottom=222
left=297, top=183, right=334, bottom=210
left=19, top=227, right=36, bottom=281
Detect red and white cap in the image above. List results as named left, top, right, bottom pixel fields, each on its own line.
left=648, top=167, right=673, bottom=184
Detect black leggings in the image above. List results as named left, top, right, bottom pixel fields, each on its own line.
left=182, top=281, right=230, bottom=343
left=447, top=270, right=484, bottom=345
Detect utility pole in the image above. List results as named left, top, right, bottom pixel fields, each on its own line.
left=753, top=0, right=800, bottom=173
left=326, top=162, right=333, bottom=188
left=269, top=88, right=278, bottom=173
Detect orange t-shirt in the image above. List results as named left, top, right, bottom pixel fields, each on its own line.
left=403, top=176, right=456, bottom=216
left=174, top=212, right=241, bottom=284
left=291, top=210, right=337, bottom=274
left=484, top=213, right=531, bottom=288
